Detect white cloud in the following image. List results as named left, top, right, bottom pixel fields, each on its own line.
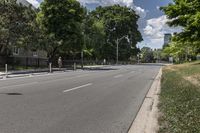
left=29, top=0, right=146, bottom=17
left=144, top=15, right=181, bottom=39
left=134, top=6, right=147, bottom=18
left=26, top=0, right=40, bottom=8
left=156, top=6, right=160, bottom=10
left=78, top=0, right=147, bottom=18
left=79, top=0, right=133, bottom=7
left=142, top=15, right=182, bottom=48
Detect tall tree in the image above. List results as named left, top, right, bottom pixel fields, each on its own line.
left=0, top=0, right=35, bottom=58
left=37, top=0, right=85, bottom=61
left=140, top=47, right=154, bottom=63
left=161, top=0, right=200, bottom=49
left=87, top=5, right=142, bottom=61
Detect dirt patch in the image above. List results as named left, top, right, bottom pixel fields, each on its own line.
left=184, top=75, right=200, bottom=87
left=164, top=65, right=176, bottom=72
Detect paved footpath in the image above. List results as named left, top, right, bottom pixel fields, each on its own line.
left=0, top=64, right=161, bottom=133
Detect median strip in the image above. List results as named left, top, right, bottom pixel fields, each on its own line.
left=63, top=83, right=93, bottom=93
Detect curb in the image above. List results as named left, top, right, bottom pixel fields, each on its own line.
left=7, top=74, right=30, bottom=78
left=128, top=68, right=162, bottom=133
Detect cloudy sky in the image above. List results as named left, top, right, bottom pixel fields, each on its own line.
left=29, top=0, right=180, bottom=49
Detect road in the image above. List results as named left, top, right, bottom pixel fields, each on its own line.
left=0, top=64, right=161, bottom=133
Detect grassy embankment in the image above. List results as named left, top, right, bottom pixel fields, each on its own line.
left=159, top=61, right=200, bottom=133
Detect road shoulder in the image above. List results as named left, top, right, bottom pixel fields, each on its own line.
left=128, top=68, right=162, bottom=133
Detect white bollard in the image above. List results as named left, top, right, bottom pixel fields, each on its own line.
left=49, top=63, right=52, bottom=73
left=74, top=63, right=76, bottom=71
left=5, top=64, right=8, bottom=78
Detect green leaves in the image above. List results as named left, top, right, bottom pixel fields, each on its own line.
left=87, top=5, right=142, bottom=61
left=0, top=1, right=37, bottom=56
left=37, top=0, right=85, bottom=60
left=161, top=0, right=200, bottom=62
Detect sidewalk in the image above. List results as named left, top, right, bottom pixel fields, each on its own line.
left=0, top=65, right=111, bottom=79
left=128, top=68, right=162, bottom=133
left=0, top=68, right=68, bottom=79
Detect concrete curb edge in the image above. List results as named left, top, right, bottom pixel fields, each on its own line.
left=128, top=68, right=162, bottom=133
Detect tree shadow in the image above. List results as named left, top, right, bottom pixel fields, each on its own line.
left=83, top=68, right=118, bottom=71
left=0, top=93, right=23, bottom=95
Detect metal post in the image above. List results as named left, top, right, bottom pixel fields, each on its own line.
left=81, top=51, right=83, bottom=69
left=116, top=39, right=119, bottom=65
left=5, top=64, right=7, bottom=77
left=74, top=62, right=76, bottom=71
left=49, top=63, right=52, bottom=73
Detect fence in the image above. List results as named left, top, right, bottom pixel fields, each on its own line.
left=0, top=56, right=138, bottom=73
left=0, top=56, right=48, bottom=71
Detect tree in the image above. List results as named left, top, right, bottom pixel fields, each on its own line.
left=37, top=0, right=85, bottom=62
left=84, top=14, right=107, bottom=60
left=163, top=39, right=198, bottom=63
left=87, top=5, right=142, bottom=61
left=0, top=0, right=38, bottom=60
left=140, top=47, right=154, bottom=63
left=161, top=0, right=200, bottom=49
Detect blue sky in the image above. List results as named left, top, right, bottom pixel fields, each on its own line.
left=30, top=0, right=180, bottom=49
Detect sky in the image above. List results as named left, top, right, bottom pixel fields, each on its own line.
left=28, top=0, right=180, bottom=49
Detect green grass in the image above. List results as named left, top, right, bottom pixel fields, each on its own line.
left=159, top=61, right=200, bottom=133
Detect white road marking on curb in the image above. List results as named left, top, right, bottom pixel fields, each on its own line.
left=0, top=82, right=38, bottom=89
left=114, top=74, right=123, bottom=78
left=63, top=83, right=92, bottom=93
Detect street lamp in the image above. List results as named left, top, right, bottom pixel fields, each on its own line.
left=115, top=35, right=129, bottom=65
left=81, top=27, right=86, bottom=69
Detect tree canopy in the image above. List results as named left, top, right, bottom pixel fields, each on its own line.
left=37, top=0, right=85, bottom=60
left=0, top=0, right=143, bottom=64
left=86, top=5, right=142, bottom=61
left=161, top=0, right=200, bottom=62
left=0, top=0, right=38, bottom=57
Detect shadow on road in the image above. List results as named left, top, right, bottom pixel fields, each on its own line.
left=83, top=68, right=118, bottom=71
left=0, top=93, right=23, bottom=96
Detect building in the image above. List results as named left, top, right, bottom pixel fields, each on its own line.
left=164, top=33, right=172, bottom=46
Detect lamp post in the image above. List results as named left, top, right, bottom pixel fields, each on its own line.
left=115, top=35, right=129, bottom=65
left=81, top=51, right=83, bottom=69
left=82, top=28, right=86, bottom=69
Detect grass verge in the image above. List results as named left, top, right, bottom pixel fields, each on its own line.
left=159, top=61, right=200, bottom=133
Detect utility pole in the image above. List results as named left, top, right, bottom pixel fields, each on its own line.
left=81, top=51, right=83, bottom=69
left=115, top=35, right=129, bottom=65
left=116, top=39, right=119, bottom=65
left=82, top=25, right=86, bottom=69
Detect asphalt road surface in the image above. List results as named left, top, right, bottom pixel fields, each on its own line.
left=0, top=64, right=161, bottom=133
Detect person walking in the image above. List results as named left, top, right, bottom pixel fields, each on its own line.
left=58, top=57, right=62, bottom=69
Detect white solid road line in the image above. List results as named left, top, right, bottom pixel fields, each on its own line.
left=63, top=83, right=93, bottom=93
left=0, top=82, right=38, bottom=90
left=114, top=74, right=123, bottom=78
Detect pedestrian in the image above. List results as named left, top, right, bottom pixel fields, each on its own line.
left=58, top=57, right=62, bottom=69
